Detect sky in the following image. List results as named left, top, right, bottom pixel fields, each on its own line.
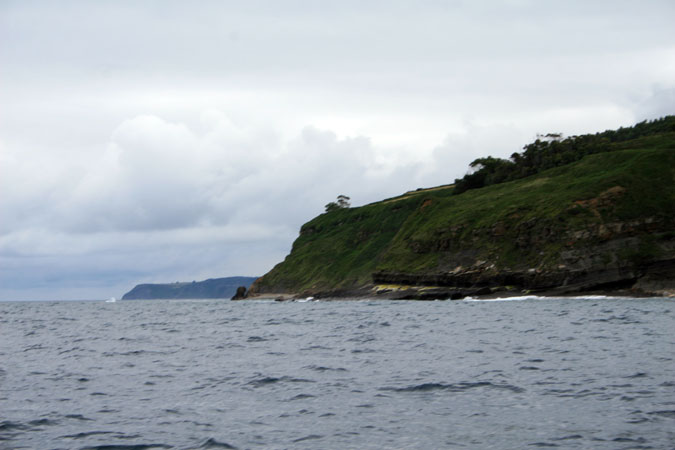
left=1, top=0, right=674, bottom=300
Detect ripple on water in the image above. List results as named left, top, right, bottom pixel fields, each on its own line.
left=380, top=381, right=525, bottom=394
left=61, top=430, right=117, bottom=439
left=59, top=413, right=92, bottom=421
left=288, top=393, right=315, bottom=401
left=647, top=410, right=675, bottom=419
left=304, top=365, right=348, bottom=372
left=79, top=445, right=173, bottom=450
left=0, top=420, right=30, bottom=439
left=292, top=434, right=324, bottom=443
left=247, top=376, right=315, bottom=387
left=197, top=437, right=238, bottom=449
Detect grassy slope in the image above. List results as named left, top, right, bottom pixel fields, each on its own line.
left=255, top=134, right=675, bottom=294
left=380, top=144, right=674, bottom=272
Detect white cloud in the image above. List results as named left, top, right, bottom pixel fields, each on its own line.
left=0, top=111, right=442, bottom=299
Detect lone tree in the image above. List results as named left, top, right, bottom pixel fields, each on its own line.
left=325, top=195, right=351, bottom=212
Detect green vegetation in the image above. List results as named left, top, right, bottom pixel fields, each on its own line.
left=253, top=118, right=675, bottom=295
left=379, top=145, right=674, bottom=273
left=260, top=198, right=421, bottom=291
left=453, top=116, right=675, bottom=194
left=325, top=194, right=351, bottom=212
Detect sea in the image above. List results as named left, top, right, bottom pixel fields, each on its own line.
left=1, top=296, right=674, bottom=450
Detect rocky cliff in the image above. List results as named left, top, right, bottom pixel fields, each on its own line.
left=249, top=121, right=675, bottom=300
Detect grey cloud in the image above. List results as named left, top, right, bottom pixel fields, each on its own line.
left=4, top=1, right=673, bottom=82
left=634, top=87, right=675, bottom=121
left=0, top=111, right=432, bottom=266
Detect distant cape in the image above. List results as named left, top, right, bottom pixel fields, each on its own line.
left=122, top=276, right=258, bottom=300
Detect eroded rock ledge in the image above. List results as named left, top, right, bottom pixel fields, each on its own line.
left=371, top=258, right=675, bottom=300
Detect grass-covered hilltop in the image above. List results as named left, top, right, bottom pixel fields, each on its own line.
left=247, top=117, right=675, bottom=300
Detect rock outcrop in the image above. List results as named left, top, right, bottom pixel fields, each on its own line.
left=231, top=286, right=248, bottom=300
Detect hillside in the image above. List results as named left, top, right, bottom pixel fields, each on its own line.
left=122, top=276, right=258, bottom=300
left=249, top=120, right=675, bottom=299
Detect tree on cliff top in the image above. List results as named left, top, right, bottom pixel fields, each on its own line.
left=325, top=195, right=351, bottom=212
left=452, top=115, right=675, bottom=195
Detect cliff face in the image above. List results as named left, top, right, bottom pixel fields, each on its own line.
left=122, top=276, right=258, bottom=300
left=249, top=133, right=675, bottom=299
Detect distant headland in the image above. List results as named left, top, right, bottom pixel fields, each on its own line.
left=122, top=276, right=258, bottom=300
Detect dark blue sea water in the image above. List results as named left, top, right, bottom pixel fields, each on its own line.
left=1, top=296, right=674, bottom=449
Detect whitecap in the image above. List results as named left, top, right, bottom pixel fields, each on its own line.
left=463, top=295, right=544, bottom=302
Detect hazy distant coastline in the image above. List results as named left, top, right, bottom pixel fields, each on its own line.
left=122, top=276, right=257, bottom=300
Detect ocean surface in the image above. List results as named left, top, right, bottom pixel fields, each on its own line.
left=1, top=296, right=674, bottom=449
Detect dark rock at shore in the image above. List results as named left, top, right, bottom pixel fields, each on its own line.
left=372, top=258, right=675, bottom=298
left=231, top=286, right=248, bottom=300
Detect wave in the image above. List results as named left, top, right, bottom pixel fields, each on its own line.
left=247, top=375, right=315, bottom=387
left=79, top=445, right=172, bottom=450
left=380, top=381, right=525, bottom=394
left=463, top=295, right=545, bottom=302
left=198, top=438, right=238, bottom=449
left=463, top=294, right=651, bottom=302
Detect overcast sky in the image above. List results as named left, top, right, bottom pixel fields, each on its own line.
left=1, top=0, right=673, bottom=300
